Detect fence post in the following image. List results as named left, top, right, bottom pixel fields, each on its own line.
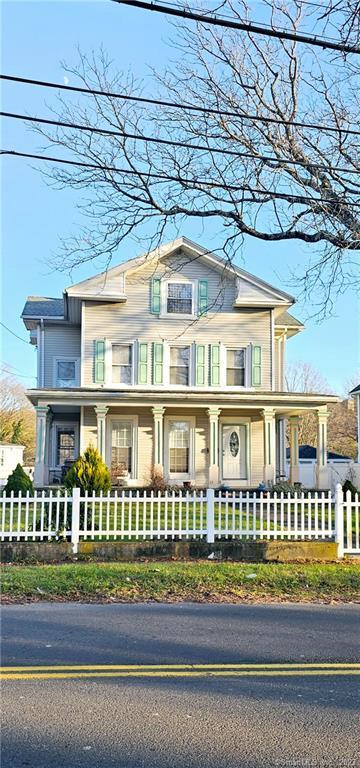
left=71, top=487, right=81, bottom=555
left=334, top=482, right=344, bottom=559
left=206, top=488, right=215, bottom=543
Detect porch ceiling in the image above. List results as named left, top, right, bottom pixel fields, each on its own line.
left=27, top=387, right=338, bottom=412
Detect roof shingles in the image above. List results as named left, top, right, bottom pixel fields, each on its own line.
left=22, top=297, right=64, bottom=318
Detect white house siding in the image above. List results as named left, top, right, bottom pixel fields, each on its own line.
left=43, top=325, right=81, bottom=387
left=81, top=406, right=264, bottom=487
left=83, top=253, right=272, bottom=388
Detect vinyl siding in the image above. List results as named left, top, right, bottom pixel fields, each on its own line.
left=81, top=406, right=264, bottom=487
left=44, top=324, right=81, bottom=387
left=83, top=252, right=271, bottom=388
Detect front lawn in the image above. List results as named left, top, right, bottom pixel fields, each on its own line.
left=1, top=561, right=359, bottom=603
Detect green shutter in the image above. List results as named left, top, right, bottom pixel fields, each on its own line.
left=153, top=342, right=164, bottom=384
left=150, top=277, right=161, bottom=315
left=198, top=280, right=208, bottom=315
left=195, top=344, right=206, bottom=386
left=94, top=340, right=105, bottom=383
left=252, top=345, right=262, bottom=387
left=210, top=344, right=220, bottom=386
left=138, top=342, right=148, bottom=384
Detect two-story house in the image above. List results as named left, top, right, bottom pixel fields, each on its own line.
left=22, top=237, right=337, bottom=489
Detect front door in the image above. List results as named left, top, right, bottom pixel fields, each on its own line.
left=222, top=424, right=248, bottom=480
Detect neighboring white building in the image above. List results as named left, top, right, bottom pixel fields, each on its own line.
left=0, top=444, right=25, bottom=486
left=286, top=444, right=358, bottom=491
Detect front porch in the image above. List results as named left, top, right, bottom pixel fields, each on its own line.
left=32, top=392, right=334, bottom=490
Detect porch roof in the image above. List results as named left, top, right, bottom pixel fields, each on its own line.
left=26, top=387, right=338, bottom=412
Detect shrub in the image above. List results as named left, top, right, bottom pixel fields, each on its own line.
left=64, top=446, right=111, bottom=494
left=4, top=464, right=33, bottom=495
left=342, top=479, right=358, bottom=500
left=271, top=481, right=300, bottom=496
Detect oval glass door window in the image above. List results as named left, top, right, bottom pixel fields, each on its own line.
left=229, top=431, right=239, bottom=457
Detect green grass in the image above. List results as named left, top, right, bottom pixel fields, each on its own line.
left=1, top=561, right=359, bottom=603
left=1, top=498, right=339, bottom=541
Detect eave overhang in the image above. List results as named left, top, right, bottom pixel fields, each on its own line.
left=26, top=387, right=339, bottom=412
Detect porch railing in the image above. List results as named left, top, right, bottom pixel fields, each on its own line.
left=0, top=485, right=359, bottom=556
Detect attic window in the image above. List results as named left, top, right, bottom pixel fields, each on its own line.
left=167, top=283, right=193, bottom=314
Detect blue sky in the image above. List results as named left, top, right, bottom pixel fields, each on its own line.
left=1, top=0, right=359, bottom=395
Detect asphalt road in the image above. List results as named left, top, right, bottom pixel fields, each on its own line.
left=1, top=603, right=360, bottom=768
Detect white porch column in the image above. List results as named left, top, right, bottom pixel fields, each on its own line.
left=95, top=406, right=109, bottom=461
left=289, top=416, right=300, bottom=484
left=207, top=408, right=221, bottom=487
left=276, top=416, right=287, bottom=481
left=152, top=406, right=165, bottom=476
left=34, top=405, right=49, bottom=486
left=316, top=408, right=330, bottom=489
left=262, top=408, right=276, bottom=485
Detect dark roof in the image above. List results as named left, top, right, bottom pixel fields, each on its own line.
left=22, top=297, right=64, bottom=318
left=286, top=444, right=351, bottom=461
left=350, top=384, right=360, bottom=395
left=275, top=310, right=304, bottom=328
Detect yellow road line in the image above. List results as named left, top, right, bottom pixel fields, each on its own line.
left=2, top=662, right=359, bottom=672
left=2, top=669, right=360, bottom=680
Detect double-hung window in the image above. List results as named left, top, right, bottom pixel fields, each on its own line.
left=170, top=346, right=190, bottom=385
left=167, top=283, right=193, bottom=315
left=56, top=429, right=75, bottom=466
left=226, top=349, right=245, bottom=386
left=111, top=421, right=133, bottom=474
left=169, top=420, right=190, bottom=474
left=55, top=358, right=78, bottom=387
left=112, top=344, right=132, bottom=384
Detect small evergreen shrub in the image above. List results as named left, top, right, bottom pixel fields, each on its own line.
left=342, top=479, right=358, bottom=500
left=64, top=446, right=111, bottom=494
left=5, top=464, right=33, bottom=495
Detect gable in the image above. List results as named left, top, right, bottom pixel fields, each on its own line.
left=65, top=236, right=294, bottom=308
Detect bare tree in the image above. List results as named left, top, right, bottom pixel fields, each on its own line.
left=32, top=0, right=360, bottom=315
left=286, top=362, right=357, bottom=457
left=0, top=376, right=36, bottom=463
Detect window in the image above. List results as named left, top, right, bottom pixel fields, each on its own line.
left=169, top=421, right=190, bottom=473
left=167, top=283, right=193, bottom=315
left=111, top=422, right=133, bottom=474
left=56, top=429, right=75, bottom=466
left=226, top=349, right=245, bottom=386
left=112, top=345, right=132, bottom=384
left=170, top=346, right=190, bottom=385
left=55, top=359, right=78, bottom=387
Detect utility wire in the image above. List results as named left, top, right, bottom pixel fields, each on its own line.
left=0, top=321, right=30, bottom=345
left=2, top=110, right=360, bottom=176
left=1, top=364, right=36, bottom=380
left=2, top=149, right=360, bottom=207
left=110, top=0, right=360, bottom=53
left=2, top=74, right=360, bottom=136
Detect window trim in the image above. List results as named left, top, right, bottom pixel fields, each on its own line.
left=109, top=341, right=135, bottom=386
left=53, top=356, right=80, bottom=388
left=161, top=279, right=196, bottom=318
left=50, top=421, right=79, bottom=469
left=168, top=344, right=192, bottom=387
left=164, top=415, right=196, bottom=482
left=107, top=415, right=138, bottom=481
left=222, top=346, right=252, bottom=388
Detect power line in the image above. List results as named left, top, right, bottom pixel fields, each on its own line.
left=2, top=74, right=360, bottom=137
left=110, top=0, right=360, bottom=53
left=1, top=364, right=36, bottom=380
left=2, top=110, right=360, bottom=176
left=3, top=148, right=360, bottom=207
left=0, top=321, right=30, bottom=345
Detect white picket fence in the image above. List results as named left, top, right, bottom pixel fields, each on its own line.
left=0, top=485, right=359, bottom=557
